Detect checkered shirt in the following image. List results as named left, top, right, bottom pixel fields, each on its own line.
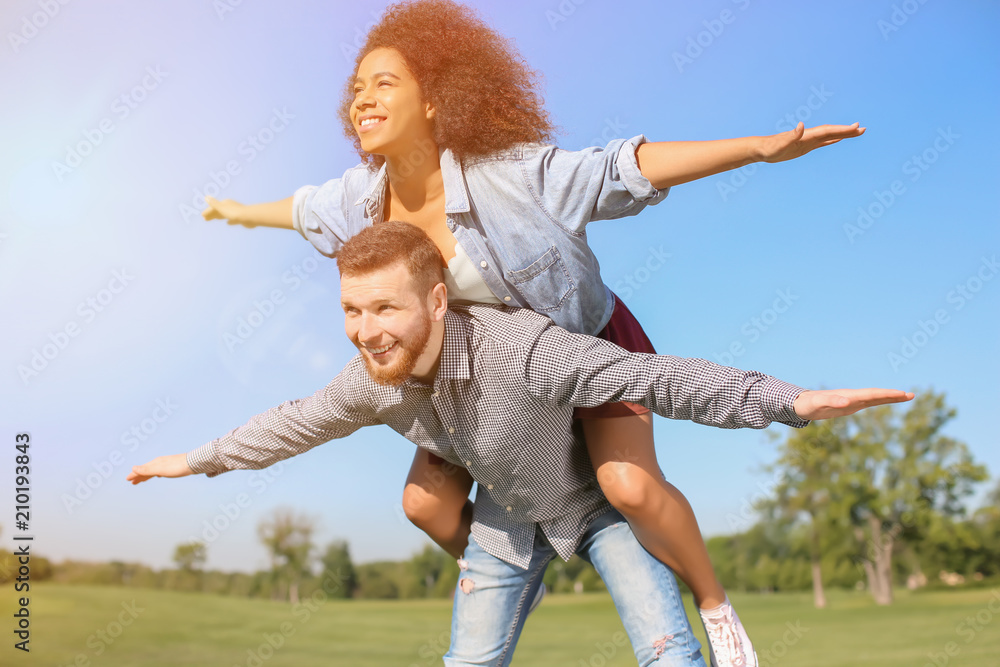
left=187, top=305, right=808, bottom=569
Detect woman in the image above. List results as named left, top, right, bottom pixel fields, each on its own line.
left=203, top=2, right=863, bottom=665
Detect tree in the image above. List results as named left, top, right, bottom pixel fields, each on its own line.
left=257, top=507, right=317, bottom=604
left=320, top=540, right=357, bottom=599
left=411, top=544, right=450, bottom=597
left=840, top=390, right=987, bottom=604
left=173, top=541, right=207, bottom=571
left=765, top=418, right=851, bottom=608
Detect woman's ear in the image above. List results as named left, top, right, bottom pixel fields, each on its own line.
left=425, top=101, right=436, bottom=120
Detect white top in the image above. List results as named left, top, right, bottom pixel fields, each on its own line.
left=444, top=242, right=502, bottom=305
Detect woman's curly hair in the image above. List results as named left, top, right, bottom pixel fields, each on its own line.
left=339, top=0, right=556, bottom=167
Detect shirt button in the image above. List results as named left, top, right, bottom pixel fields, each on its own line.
left=465, top=460, right=472, bottom=466
left=448, top=427, right=455, bottom=434
left=487, top=484, right=494, bottom=490
left=506, top=506, right=512, bottom=512
left=503, top=296, right=511, bottom=302
left=480, top=261, right=488, bottom=268
left=431, top=391, right=439, bottom=398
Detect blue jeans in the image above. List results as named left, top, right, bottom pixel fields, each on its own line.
left=443, top=510, right=706, bottom=666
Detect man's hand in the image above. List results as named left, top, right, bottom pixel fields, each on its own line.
left=758, top=122, right=866, bottom=164
left=793, top=388, right=914, bottom=421
left=127, top=454, right=194, bottom=485
left=202, top=196, right=252, bottom=226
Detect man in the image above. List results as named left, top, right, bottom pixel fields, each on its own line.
left=128, top=221, right=912, bottom=666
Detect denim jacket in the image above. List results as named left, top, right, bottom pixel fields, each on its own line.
left=292, top=135, right=667, bottom=335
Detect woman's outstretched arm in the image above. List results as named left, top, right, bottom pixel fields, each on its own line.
left=202, top=195, right=295, bottom=229
left=635, top=122, right=865, bottom=189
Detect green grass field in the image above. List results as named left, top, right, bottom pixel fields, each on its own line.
left=1, top=584, right=998, bottom=665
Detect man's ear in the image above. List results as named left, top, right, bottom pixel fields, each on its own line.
left=425, top=101, right=436, bottom=121
left=429, top=282, right=447, bottom=320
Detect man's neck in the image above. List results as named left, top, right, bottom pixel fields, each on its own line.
left=409, top=320, right=446, bottom=385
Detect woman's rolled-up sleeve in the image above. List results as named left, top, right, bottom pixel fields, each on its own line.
left=519, top=134, right=669, bottom=234
left=291, top=172, right=358, bottom=257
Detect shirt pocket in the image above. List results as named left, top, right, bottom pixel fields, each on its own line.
left=506, top=246, right=576, bottom=313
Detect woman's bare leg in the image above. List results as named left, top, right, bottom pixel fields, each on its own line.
left=401, top=449, right=474, bottom=559
left=582, top=412, right=726, bottom=609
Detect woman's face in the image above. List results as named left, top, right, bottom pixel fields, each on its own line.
left=352, top=47, right=435, bottom=159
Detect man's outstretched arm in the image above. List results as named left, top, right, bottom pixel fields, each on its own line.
left=126, top=364, right=381, bottom=484
left=523, top=322, right=912, bottom=428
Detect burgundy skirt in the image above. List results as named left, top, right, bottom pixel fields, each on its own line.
left=574, top=292, right=656, bottom=420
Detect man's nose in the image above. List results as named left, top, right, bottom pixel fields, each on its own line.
left=357, top=312, right=380, bottom=343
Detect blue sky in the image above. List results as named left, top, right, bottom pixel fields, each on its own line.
left=1, top=0, right=997, bottom=573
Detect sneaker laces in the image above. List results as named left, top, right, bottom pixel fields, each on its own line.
left=704, top=606, right=745, bottom=666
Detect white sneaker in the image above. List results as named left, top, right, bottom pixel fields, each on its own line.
left=698, top=599, right=758, bottom=667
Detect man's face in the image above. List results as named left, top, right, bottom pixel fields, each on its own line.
left=341, top=263, right=435, bottom=386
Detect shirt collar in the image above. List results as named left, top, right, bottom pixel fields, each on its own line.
left=354, top=147, right=471, bottom=219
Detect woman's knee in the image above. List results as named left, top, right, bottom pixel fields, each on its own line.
left=596, top=462, right=662, bottom=516
left=401, top=482, right=442, bottom=528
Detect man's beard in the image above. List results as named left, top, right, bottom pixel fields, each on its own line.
left=360, top=317, right=432, bottom=387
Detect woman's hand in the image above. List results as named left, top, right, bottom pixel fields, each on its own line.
left=202, top=196, right=296, bottom=230
left=757, top=122, right=866, bottom=164
left=203, top=196, right=252, bottom=226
